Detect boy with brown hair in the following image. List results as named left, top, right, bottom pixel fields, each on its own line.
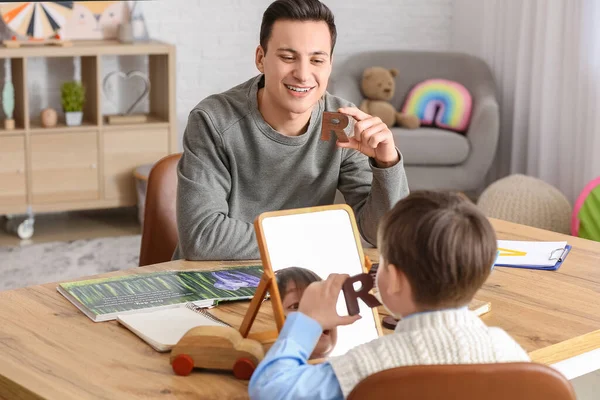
left=276, top=267, right=338, bottom=359
left=249, top=190, right=529, bottom=400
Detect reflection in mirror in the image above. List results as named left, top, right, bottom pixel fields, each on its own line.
left=259, top=206, right=380, bottom=356
left=275, top=267, right=337, bottom=359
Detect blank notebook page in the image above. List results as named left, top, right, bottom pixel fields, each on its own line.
left=117, top=307, right=227, bottom=352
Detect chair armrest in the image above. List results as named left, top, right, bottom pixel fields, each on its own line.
left=327, top=74, right=362, bottom=107
left=462, top=94, right=500, bottom=183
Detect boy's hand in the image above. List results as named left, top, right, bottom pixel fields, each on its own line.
left=298, top=273, right=361, bottom=331
left=336, top=107, right=400, bottom=168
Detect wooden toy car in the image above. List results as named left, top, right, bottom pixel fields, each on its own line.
left=170, top=325, right=265, bottom=380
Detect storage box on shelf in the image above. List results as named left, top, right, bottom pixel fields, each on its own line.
left=0, top=40, right=177, bottom=238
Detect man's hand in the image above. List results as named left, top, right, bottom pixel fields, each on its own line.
left=336, top=107, right=400, bottom=168
left=298, top=273, right=361, bottom=331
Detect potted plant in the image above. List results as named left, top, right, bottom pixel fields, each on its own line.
left=61, top=81, right=85, bottom=126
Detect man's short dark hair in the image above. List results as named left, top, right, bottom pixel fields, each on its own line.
left=260, top=0, right=337, bottom=54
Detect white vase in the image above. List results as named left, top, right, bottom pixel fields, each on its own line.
left=65, top=111, right=83, bottom=126
left=118, top=22, right=134, bottom=43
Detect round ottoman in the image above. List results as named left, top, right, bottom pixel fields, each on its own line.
left=477, top=174, right=572, bottom=234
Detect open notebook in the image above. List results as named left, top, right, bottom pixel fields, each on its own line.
left=57, top=265, right=263, bottom=322
left=117, top=303, right=231, bottom=352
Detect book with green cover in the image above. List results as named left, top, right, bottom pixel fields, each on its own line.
left=57, top=266, right=263, bottom=322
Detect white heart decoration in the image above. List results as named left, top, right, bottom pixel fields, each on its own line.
left=102, top=71, right=151, bottom=115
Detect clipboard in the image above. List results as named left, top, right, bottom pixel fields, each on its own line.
left=494, top=245, right=572, bottom=271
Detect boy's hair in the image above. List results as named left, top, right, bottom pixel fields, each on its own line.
left=260, top=0, right=337, bottom=54
left=276, top=266, right=322, bottom=296
left=377, top=190, right=497, bottom=309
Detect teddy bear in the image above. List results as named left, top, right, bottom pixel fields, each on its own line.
left=359, top=67, right=420, bottom=129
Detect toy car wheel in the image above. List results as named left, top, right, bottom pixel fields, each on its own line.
left=172, top=354, right=194, bottom=376
left=233, top=358, right=256, bottom=380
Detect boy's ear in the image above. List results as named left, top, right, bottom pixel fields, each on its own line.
left=386, top=263, right=403, bottom=295
left=255, top=45, right=265, bottom=73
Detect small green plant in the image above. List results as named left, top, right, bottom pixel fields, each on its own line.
left=61, top=81, right=85, bottom=112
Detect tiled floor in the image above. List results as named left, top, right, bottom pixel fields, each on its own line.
left=0, top=208, right=597, bottom=397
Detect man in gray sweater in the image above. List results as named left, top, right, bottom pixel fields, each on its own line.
left=173, top=0, right=409, bottom=261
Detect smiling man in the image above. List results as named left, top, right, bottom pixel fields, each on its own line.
left=173, top=0, right=409, bottom=261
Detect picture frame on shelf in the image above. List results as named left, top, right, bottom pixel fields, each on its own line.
left=102, top=69, right=151, bottom=125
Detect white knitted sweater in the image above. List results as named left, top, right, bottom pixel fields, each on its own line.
left=328, top=309, right=530, bottom=398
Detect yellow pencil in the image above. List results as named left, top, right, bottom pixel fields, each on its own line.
left=498, top=248, right=527, bottom=257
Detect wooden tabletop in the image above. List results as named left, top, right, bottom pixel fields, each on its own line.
left=0, top=218, right=599, bottom=399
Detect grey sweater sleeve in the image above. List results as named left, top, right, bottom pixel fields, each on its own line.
left=176, top=109, right=259, bottom=260
left=338, top=148, right=409, bottom=245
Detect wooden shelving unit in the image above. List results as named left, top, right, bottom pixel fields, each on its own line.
left=29, top=122, right=99, bottom=133
left=0, top=40, right=177, bottom=221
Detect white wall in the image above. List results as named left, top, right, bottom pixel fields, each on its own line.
left=451, top=0, right=485, bottom=55
left=0, top=0, right=453, bottom=149
left=145, top=0, right=453, bottom=148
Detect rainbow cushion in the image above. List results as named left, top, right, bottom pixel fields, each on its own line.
left=401, top=79, right=473, bottom=133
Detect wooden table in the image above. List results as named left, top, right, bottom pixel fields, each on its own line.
left=0, top=218, right=599, bottom=399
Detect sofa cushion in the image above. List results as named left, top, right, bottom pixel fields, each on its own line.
left=401, top=79, right=474, bottom=134
left=391, top=127, right=470, bottom=166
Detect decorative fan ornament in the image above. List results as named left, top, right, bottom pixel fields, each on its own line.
left=1, top=2, right=74, bottom=39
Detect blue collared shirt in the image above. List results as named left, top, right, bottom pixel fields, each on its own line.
left=248, top=312, right=343, bottom=400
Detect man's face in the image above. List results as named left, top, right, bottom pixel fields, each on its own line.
left=256, top=20, right=333, bottom=116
